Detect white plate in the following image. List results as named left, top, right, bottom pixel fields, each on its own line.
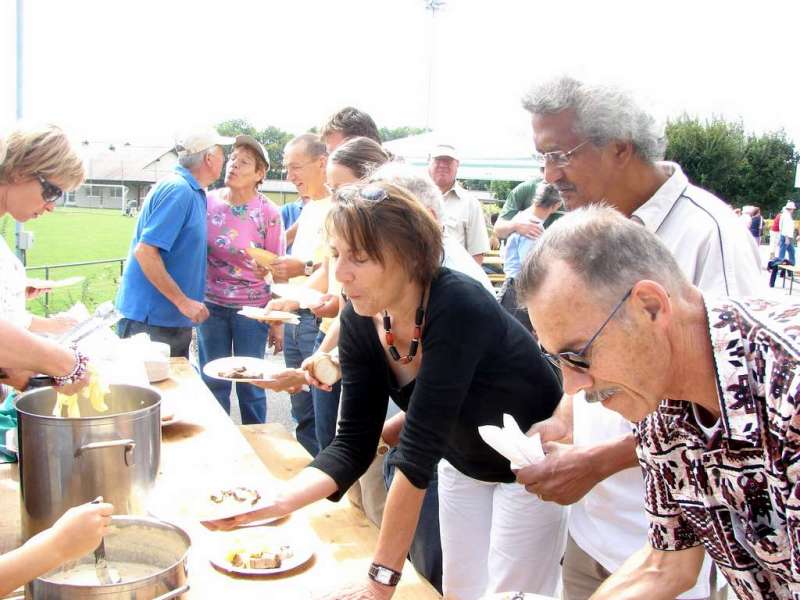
left=270, top=283, right=324, bottom=309
left=238, top=306, right=299, bottom=324
left=147, top=484, right=277, bottom=523
left=210, top=538, right=314, bottom=576
left=202, top=357, right=280, bottom=383
left=26, top=276, right=85, bottom=289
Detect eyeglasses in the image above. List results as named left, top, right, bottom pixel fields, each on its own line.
left=334, top=184, right=389, bottom=205
left=533, top=140, right=590, bottom=168
left=36, top=175, right=63, bottom=203
left=285, top=160, right=316, bottom=174
left=540, top=288, right=632, bottom=372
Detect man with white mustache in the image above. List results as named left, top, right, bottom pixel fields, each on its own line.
left=515, top=75, right=761, bottom=600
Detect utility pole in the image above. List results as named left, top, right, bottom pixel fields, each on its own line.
left=15, top=0, right=25, bottom=263
left=423, top=0, right=446, bottom=130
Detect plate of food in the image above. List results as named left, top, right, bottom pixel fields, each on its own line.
left=245, top=247, right=279, bottom=268
left=210, top=533, right=314, bottom=576
left=26, top=275, right=85, bottom=290
left=238, top=306, right=300, bottom=324
left=270, top=283, right=324, bottom=309
left=202, top=357, right=280, bottom=383
left=148, top=483, right=278, bottom=525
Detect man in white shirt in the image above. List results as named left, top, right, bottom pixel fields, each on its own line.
left=516, top=75, right=762, bottom=600
left=778, top=201, right=796, bottom=264
left=428, top=144, right=490, bottom=264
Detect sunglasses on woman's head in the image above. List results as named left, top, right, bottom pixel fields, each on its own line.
left=36, top=175, right=63, bottom=203
left=335, top=184, right=389, bottom=206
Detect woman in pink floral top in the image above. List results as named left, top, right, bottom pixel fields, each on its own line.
left=197, top=136, right=285, bottom=423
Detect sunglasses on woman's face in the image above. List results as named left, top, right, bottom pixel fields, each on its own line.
left=36, top=175, right=63, bottom=203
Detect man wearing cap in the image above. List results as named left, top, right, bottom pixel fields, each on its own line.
left=778, top=201, right=797, bottom=265
left=116, top=128, right=232, bottom=357
left=428, top=145, right=490, bottom=264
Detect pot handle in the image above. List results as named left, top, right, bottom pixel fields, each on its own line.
left=153, top=583, right=190, bottom=600
left=75, top=439, right=136, bottom=466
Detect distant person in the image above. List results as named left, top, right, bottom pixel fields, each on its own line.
left=748, top=205, right=763, bottom=245
left=116, top=128, right=233, bottom=357
left=778, top=201, right=796, bottom=265
left=769, top=209, right=782, bottom=259
left=197, top=135, right=285, bottom=424
left=320, top=106, right=382, bottom=153
left=498, top=182, right=561, bottom=331
left=428, top=144, right=490, bottom=264
left=0, top=499, right=113, bottom=597
left=493, top=176, right=544, bottom=240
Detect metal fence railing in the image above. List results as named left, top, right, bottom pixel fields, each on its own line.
left=25, top=258, right=127, bottom=316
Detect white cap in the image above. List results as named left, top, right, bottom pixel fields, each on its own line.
left=429, top=144, right=460, bottom=161
left=174, top=128, right=235, bottom=156
left=786, top=201, right=796, bottom=210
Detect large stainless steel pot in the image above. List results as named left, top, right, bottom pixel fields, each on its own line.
left=27, top=516, right=190, bottom=599
left=16, top=384, right=161, bottom=540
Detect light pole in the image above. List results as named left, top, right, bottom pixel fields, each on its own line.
left=15, top=0, right=25, bottom=262
left=423, top=0, right=446, bottom=130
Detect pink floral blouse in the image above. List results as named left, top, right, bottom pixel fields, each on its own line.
left=205, top=189, right=285, bottom=308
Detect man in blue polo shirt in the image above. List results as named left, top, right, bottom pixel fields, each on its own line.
left=115, top=128, right=233, bottom=357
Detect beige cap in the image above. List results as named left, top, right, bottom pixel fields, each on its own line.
left=174, top=128, right=235, bottom=156
left=429, top=144, right=460, bottom=161
left=786, top=201, right=796, bottom=210
left=235, top=134, right=271, bottom=171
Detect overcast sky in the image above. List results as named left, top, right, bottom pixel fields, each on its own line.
left=1, top=0, right=798, bottom=149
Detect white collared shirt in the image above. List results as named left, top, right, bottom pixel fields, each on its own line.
left=441, top=184, right=491, bottom=256
left=569, top=161, right=762, bottom=597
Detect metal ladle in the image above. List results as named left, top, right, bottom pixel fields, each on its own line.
left=91, top=498, right=121, bottom=584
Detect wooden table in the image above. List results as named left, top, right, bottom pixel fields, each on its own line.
left=1, top=359, right=440, bottom=599
left=779, top=263, right=800, bottom=294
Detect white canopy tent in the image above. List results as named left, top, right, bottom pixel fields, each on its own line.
left=383, top=125, right=542, bottom=182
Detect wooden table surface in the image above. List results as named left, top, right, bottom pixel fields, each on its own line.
left=1, top=358, right=440, bottom=599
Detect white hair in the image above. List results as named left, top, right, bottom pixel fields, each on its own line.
left=178, top=147, right=215, bottom=170
left=370, top=161, right=445, bottom=225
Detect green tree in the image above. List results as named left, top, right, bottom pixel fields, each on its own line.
left=739, top=130, right=799, bottom=216
left=216, top=119, right=294, bottom=182
left=665, top=116, right=746, bottom=204
left=379, top=126, right=430, bottom=142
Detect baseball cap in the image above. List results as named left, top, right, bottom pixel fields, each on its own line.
left=234, top=134, right=271, bottom=171
left=429, top=144, right=460, bottom=161
left=174, top=128, right=234, bottom=156
left=787, top=201, right=796, bottom=210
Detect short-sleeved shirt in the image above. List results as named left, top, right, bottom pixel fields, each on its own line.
left=441, top=184, right=490, bottom=256
left=116, top=166, right=208, bottom=328
left=289, top=197, right=332, bottom=284
left=636, top=297, right=800, bottom=599
left=205, top=189, right=285, bottom=308
left=498, top=177, right=541, bottom=221
left=310, top=268, right=561, bottom=498
left=503, top=207, right=542, bottom=279
left=281, top=198, right=304, bottom=253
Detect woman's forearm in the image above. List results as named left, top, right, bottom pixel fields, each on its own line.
left=372, top=469, right=426, bottom=573
left=275, top=467, right=340, bottom=515
left=0, top=319, right=73, bottom=375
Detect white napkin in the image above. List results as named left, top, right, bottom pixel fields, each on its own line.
left=478, top=413, right=545, bottom=470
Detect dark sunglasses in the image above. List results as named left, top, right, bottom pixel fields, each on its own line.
left=334, top=184, right=389, bottom=206
left=36, top=174, right=63, bottom=203
left=540, top=288, right=632, bottom=372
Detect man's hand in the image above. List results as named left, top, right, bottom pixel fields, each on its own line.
left=177, top=298, right=209, bottom=323
left=516, top=442, right=600, bottom=505
left=270, top=256, right=306, bottom=280
left=267, top=298, right=301, bottom=313
left=268, top=323, right=284, bottom=354
left=313, top=579, right=395, bottom=600
left=250, top=368, right=307, bottom=393
left=514, top=218, right=544, bottom=240
left=310, top=294, right=339, bottom=319
left=25, top=286, right=51, bottom=300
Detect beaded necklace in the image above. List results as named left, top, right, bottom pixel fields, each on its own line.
left=383, top=288, right=426, bottom=364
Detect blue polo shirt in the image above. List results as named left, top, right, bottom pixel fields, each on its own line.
left=116, top=166, right=207, bottom=328
left=280, top=198, right=304, bottom=253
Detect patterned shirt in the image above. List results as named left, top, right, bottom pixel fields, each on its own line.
left=636, top=296, right=800, bottom=599
left=205, top=189, right=285, bottom=308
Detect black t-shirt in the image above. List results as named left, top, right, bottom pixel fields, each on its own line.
left=309, top=268, right=562, bottom=499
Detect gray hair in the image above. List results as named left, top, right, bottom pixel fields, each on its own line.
left=178, top=147, right=215, bottom=170
left=533, top=182, right=562, bottom=210
left=370, top=161, right=445, bottom=224
left=521, top=75, right=666, bottom=163
left=286, top=133, right=327, bottom=159
left=516, top=204, right=689, bottom=308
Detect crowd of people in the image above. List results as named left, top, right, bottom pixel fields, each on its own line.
left=0, top=72, right=798, bottom=600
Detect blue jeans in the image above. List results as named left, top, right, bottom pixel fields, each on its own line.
left=197, top=302, right=269, bottom=424
left=779, top=235, right=796, bottom=265
left=117, top=318, right=193, bottom=358
left=311, top=330, right=341, bottom=451
left=283, top=310, right=320, bottom=457
left=383, top=447, right=443, bottom=594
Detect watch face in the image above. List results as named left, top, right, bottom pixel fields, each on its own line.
left=375, top=568, right=392, bottom=585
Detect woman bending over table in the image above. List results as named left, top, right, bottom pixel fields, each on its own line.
left=208, top=181, right=566, bottom=600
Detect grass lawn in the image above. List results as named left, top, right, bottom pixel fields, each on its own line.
left=1, top=208, right=137, bottom=316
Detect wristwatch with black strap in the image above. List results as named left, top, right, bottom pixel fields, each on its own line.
left=304, top=260, right=314, bottom=276
left=368, top=562, right=402, bottom=587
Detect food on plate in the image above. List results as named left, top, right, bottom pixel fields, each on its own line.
left=210, top=487, right=262, bottom=506
left=218, top=366, right=263, bottom=379
left=245, top=247, right=279, bottom=268
left=226, top=544, right=294, bottom=570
